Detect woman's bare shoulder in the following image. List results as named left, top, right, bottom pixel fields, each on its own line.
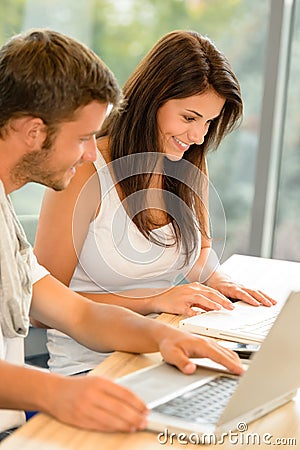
left=97, top=136, right=111, bottom=164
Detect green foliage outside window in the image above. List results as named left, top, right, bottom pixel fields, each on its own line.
left=1, top=0, right=299, bottom=260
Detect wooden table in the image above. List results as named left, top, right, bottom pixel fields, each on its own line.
left=2, top=255, right=300, bottom=449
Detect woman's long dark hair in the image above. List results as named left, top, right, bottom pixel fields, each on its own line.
left=99, top=30, right=243, bottom=265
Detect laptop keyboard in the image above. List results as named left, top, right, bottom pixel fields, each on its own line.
left=233, top=314, right=277, bottom=337
left=152, top=376, right=239, bottom=424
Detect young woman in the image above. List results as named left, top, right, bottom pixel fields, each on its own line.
left=35, top=30, right=276, bottom=375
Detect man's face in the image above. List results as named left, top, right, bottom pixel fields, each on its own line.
left=11, top=101, right=107, bottom=191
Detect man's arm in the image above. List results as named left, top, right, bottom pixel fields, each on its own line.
left=0, top=274, right=243, bottom=433
left=0, top=359, right=148, bottom=432
left=30, top=274, right=244, bottom=375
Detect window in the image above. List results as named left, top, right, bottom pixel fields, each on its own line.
left=273, top=0, right=300, bottom=262
left=2, top=0, right=298, bottom=262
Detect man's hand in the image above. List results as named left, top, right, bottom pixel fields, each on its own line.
left=45, top=331, right=242, bottom=432
left=45, top=375, right=149, bottom=432
left=157, top=327, right=244, bottom=375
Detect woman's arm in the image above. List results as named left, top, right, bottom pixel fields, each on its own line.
left=33, top=157, right=231, bottom=316
left=34, top=160, right=100, bottom=286
left=32, top=157, right=236, bottom=318
left=34, top=157, right=274, bottom=319
left=33, top=156, right=167, bottom=315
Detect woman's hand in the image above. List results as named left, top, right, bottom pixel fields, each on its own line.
left=149, top=282, right=235, bottom=316
left=207, top=276, right=277, bottom=307
left=148, top=271, right=277, bottom=317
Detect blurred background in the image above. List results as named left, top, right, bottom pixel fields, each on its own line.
left=2, top=0, right=299, bottom=262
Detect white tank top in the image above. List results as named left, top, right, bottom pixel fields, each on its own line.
left=47, top=151, right=201, bottom=375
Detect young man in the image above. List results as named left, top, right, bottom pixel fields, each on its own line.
left=0, top=29, right=243, bottom=438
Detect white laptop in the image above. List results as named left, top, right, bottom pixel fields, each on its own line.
left=179, top=254, right=300, bottom=343
left=117, top=290, right=300, bottom=437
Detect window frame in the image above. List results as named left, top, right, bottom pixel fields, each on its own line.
left=249, top=0, right=297, bottom=258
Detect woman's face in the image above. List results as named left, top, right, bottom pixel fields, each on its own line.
left=157, top=89, right=225, bottom=161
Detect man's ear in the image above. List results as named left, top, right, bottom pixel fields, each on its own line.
left=22, top=117, right=47, bottom=149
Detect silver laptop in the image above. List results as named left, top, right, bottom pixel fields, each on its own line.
left=180, top=301, right=279, bottom=344
left=117, top=291, right=300, bottom=437
left=179, top=254, right=300, bottom=343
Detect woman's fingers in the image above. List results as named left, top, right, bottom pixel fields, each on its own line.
left=190, top=283, right=235, bottom=310
left=225, top=286, right=277, bottom=307
left=167, top=282, right=277, bottom=316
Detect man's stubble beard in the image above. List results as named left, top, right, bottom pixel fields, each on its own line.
left=10, top=146, right=66, bottom=192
